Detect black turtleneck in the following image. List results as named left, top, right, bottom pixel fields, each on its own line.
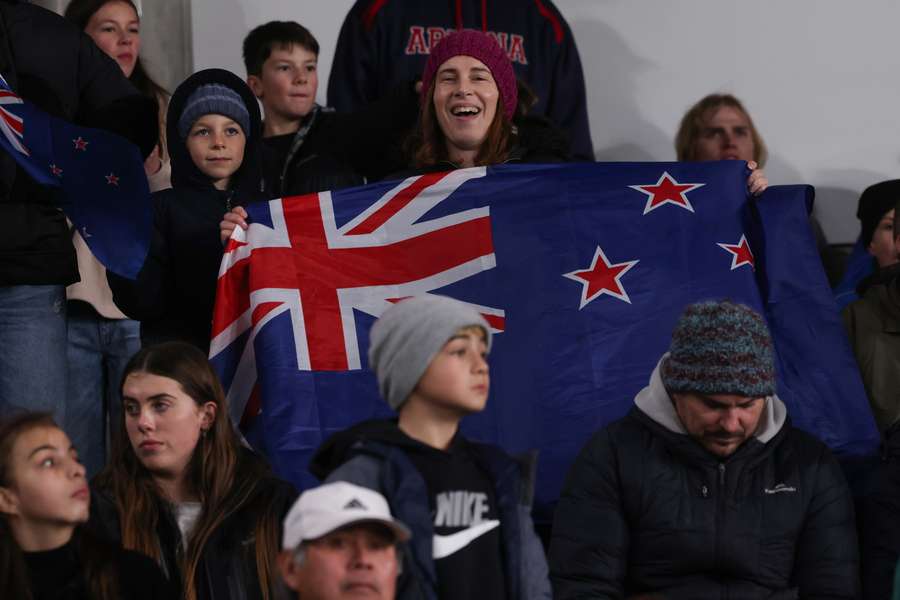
left=24, top=540, right=85, bottom=600
left=23, top=536, right=174, bottom=600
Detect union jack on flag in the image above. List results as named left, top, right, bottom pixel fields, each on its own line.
left=0, top=74, right=28, bottom=156
left=210, top=161, right=879, bottom=521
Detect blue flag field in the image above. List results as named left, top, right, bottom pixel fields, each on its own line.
left=211, top=160, right=879, bottom=521
left=0, top=74, right=150, bottom=279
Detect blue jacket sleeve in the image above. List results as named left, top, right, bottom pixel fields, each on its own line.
left=327, top=0, right=382, bottom=113
left=542, top=2, right=594, bottom=161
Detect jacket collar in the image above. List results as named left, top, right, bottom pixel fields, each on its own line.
left=634, top=354, right=787, bottom=445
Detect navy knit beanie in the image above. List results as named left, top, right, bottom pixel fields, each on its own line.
left=661, top=300, right=775, bottom=397
left=177, top=83, right=251, bottom=140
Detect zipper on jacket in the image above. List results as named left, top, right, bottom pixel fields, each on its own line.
left=715, top=462, right=726, bottom=600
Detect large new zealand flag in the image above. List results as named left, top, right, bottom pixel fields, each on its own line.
left=211, top=161, right=879, bottom=521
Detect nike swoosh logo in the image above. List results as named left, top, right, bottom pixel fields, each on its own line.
left=433, top=519, right=500, bottom=559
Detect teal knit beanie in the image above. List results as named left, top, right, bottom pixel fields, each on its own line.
left=661, top=300, right=775, bottom=397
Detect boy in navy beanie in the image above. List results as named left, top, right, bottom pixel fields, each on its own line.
left=310, top=294, right=551, bottom=600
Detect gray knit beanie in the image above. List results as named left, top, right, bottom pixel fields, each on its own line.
left=661, top=300, right=776, bottom=397
left=177, top=83, right=251, bottom=139
left=368, top=295, right=492, bottom=411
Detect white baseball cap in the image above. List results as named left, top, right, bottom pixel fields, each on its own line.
left=283, top=481, right=411, bottom=550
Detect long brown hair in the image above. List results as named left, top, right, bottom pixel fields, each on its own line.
left=94, top=342, right=280, bottom=600
left=64, top=0, right=169, bottom=156
left=674, top=93, right=768, bottom=167
left=411, top=78, right=513, bottom=168
left=0, top=413, right=118, bottom=600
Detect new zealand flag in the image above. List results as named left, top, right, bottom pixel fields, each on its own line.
left=0, top=74, right=150, bottom=279
left=211, top=160, right=879, bottom=521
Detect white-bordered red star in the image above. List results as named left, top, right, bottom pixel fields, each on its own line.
left=73, top=136, right=89, bottom=151
left=105, top=173, right=119, bottom=186
left=717, top=234, right=755, bottom=270
left=563, top=245, right=639, bottom=309
left=629, top=171, right=705, bottom=215
left=49, top=163, right=62, bottom=177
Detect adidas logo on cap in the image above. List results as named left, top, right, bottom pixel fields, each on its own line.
left=343, top=498, right=368, bottom=510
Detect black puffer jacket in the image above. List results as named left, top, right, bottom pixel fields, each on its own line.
left=108, top=69, right=266, bottom=351
left=0, top=0, right=157, bottom=285
left=88, top=451, right=297, bottom=600
left=549, top=359, right=860, bottom=600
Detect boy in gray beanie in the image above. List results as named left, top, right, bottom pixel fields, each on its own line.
left=309, top=294, right=551, bottom=600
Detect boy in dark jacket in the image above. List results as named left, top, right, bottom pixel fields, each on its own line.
left=108, top=69, right=265, bottom=352
left=310, top=294, right=551, bottom=600
left=242, top=20, right=418, bottom=197
left=549, top=300, right=859, bottom=599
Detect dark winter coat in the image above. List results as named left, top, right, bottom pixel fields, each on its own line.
left=0, top=0, right=157, bottom=285
left=88, top=452, right=297, bottom=600
left=108, top=69, right=266, bottom=351
left=310, top=419, right=552, bottom=600
left=843, top=264, right=900, bottom=432
left=262, top=82, right=419, bottom=197
left=549, top=358, right=860, bottom=600
left=326, top=0, right=594, bottom=161
left=858, top=426, right=900, bottom=600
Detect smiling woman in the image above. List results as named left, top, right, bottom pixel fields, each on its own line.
left=90, top=342, right=297, bottom=600
left=409, top=28, right=570, bottom=171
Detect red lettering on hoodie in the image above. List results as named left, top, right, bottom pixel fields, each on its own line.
left=403, top=26, right=528, bottom=65
left=405, top=26, right=428, bottom=55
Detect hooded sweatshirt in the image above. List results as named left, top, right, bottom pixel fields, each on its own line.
left=107, top=69, right=265, bottom=351
left=549, top=356, right=859, bottom=600
left=326, top=0, right=593, bottom=161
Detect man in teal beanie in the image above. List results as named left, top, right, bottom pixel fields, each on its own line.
left=549, top=300, right=859, bottom=599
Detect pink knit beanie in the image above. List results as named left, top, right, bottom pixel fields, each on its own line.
left=420, top=29, right=518, bottom=120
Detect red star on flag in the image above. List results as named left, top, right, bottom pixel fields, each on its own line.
left=718, top=234, right=755, bottom=270
left=49, top=163, right=62, bottom=177
left=629, top=171, right=705, bottom=215
left=73, top=136, right=89, bottom=151
left=105, top=173, right=119, bottom=186
left=563, top=245, right=640, bottom=309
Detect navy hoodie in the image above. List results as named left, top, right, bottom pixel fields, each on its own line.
left=108, top=69, right=265, bottom=352
left=326, top=0, right=594, bottom=161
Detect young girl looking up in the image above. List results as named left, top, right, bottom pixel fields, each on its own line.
left=0, top=412, right=171, bottom=600
left=90, top=342, right=296, bottom=600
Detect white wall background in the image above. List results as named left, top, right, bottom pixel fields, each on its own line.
left=191, top=0, right=900, bottom=244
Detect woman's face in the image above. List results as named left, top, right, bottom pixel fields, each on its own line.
left=121, top=371, right=215, bottom=481
left=0, top=426, right=89, bottom=533
left=432, top=55, right=499, bottom=161
left=85, top=1, right=140, bottom=77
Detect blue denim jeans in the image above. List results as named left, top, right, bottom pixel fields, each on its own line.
left=65, top=311, right=140, bottom=477
left=0, top=285, right=68, bottom=423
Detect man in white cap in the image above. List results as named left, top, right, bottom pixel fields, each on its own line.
left=279, top=481, right=411, bottom=600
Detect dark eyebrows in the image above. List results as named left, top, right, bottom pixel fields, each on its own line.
left=698, top=394, right=759, bottom=409
left=27, top=444, right=57, bottom=459
left=122, top=393, right=176, bottom=403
